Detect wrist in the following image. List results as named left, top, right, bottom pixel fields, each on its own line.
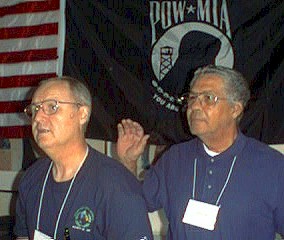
left=119, top=156, right=138, bottom=176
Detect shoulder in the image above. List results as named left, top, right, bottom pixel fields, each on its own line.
left=87, top=147, right=134, bottom=176
left=244, top=136, right=284, bottom=160
left=22, top=157, right=50, bottom=178
left=85, top=147, right=142, bottom=193
left=148, top=138, right=198, bottom=178
left=18, top=157, right=51, bottom=195
left=156, top=138, right=198, bottom=165
left=169, top=138, right=198, bottom=152
left=241, top=135, right=284, bottom=172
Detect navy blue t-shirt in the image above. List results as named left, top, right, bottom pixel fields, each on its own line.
left=15, top=146, right=152, bottom=240
left=143, top=132, right=284, bottom=239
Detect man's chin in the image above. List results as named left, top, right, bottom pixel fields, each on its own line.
left=189, top=122, right=207, bottom=134
left=190, top=129, right=201, bottom=136
left=35, top=135, right=53, bottom=150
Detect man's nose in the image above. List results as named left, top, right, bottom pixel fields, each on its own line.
left=188, top=96, right=203, bottom=110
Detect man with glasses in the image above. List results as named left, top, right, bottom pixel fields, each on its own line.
left=117, top=65, right=284, bottom=239
left=14, top=76, right=152, bottom=240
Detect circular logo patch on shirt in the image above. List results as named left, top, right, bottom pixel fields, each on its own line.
left=74, top=206, right=94, bottom=229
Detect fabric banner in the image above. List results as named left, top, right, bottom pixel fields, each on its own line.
left=0, top=0, right=63, bottom=138
left=1, top=0, right=283, bottom=145
left=64, top=0, right=284, bottom=145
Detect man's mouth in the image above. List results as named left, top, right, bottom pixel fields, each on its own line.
left=190, top=115, right=205, bottom=122
left=37, top=128, right=50, bottom=134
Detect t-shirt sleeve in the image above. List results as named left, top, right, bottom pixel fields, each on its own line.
left=14, top=180, right=29, bottom=238
left=142, top=149, right=171, bottom=212
left=274, top=160, right=284, bottom=236
left=106, top=189, right=153, bottom=239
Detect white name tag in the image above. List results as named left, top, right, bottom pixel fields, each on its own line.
left=182, top=199, right=220, bottom=231
left=34, top=229, right=53, bottom=240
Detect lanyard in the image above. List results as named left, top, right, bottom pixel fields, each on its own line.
left=36, top=147, right=89, bottom=239
left=192, top=155, right=237, bottom=206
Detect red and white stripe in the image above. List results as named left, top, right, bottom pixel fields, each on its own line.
left=0, top=0, right=65, bottom=138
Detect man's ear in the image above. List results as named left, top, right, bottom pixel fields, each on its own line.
left=231, top=102, right=243, bottom=120
left=79, top=106, right=90, bottom=125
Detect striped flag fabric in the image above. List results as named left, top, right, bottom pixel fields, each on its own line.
left=0, top=0, right=64, bottom=138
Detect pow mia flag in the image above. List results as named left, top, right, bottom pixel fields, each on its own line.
left=64, top=0, right=284, bottom=145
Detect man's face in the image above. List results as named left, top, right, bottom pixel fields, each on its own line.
left=31, top=80, right=83, bottom=151
left=186, top=74, right=239, bottom=141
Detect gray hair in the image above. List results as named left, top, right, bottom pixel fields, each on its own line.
left=38, top=76, right=92, bottom=133
left=190, top=65, right=251, bottom=108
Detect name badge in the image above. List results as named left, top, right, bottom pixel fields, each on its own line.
left=182, top=199, right=220, bottom=231
left=34, top=229, right=53, bottom=240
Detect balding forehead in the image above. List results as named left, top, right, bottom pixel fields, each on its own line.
left=191, top=73, right=225, bottom=86
left=32, top=79, right=73, bottom=101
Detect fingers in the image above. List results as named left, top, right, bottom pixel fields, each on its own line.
left=117, top=119, right=136, bottom=137
left=118, top=119, right=146, bottom=138
left=138, top=134, right=150, bottom=151
left=117, top=123, right=124, bottom=138
left=132, top=121, right=145, bottom=137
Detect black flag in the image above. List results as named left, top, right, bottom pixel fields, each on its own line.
left=64, top=0, right=284, bottom=145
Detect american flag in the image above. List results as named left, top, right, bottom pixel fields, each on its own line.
left=0, top=0, right=64, bottom=138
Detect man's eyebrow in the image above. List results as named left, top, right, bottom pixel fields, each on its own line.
left=189, top=90, right=215, bottom=95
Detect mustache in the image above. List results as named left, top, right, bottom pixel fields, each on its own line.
left=188, top=110, right=204, bottom=118
left=187, top=111, right=207, bottom=122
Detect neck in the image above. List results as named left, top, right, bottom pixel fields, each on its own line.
left=201, top=127, right=238, bottom=153
left=47, top=141, right=88, bottom=182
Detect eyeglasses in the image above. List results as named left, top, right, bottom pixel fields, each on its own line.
left=24, top=99, right=82, bottom=119
left=185, top=92, right=227, bottom=107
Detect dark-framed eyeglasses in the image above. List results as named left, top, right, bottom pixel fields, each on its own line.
left=183, top=92, right=227, bottom=107
left=24, top=99, right=82, bottom=119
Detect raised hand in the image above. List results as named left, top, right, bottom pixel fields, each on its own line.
left=117, top=119, right=150, bottom=176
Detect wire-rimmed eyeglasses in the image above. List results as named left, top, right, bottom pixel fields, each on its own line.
left=178, top=92, right=228, bottom=108
left=24, top=99, right=82, bottom=119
